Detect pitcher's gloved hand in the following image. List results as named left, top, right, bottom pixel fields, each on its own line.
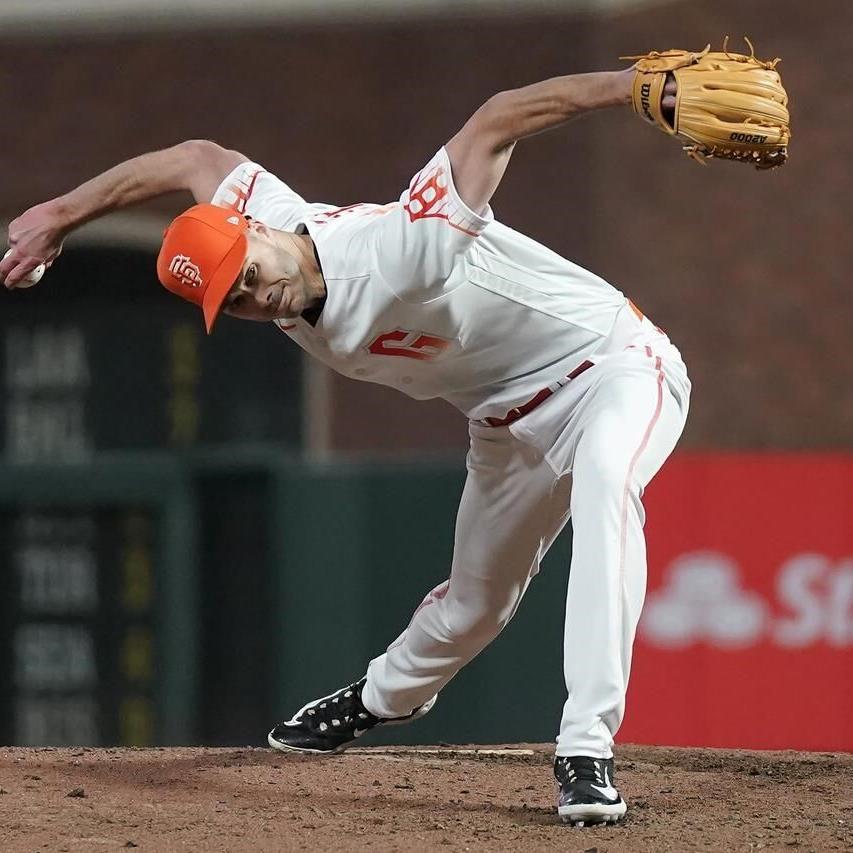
left=623, top=37, right=790, bottom=170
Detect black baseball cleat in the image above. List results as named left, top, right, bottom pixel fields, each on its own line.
left=268, top=677, right=437, bottom=755
left=555, top=755, right=628, bottom=826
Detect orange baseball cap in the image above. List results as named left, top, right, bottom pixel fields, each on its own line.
left=156, top=203, right=250, bottom=333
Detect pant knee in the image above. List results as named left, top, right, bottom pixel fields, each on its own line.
left=439, top=598, right=514, bottom=646
left=577, top=451, right=634, bottom=501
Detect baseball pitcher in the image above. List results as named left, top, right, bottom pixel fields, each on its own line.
left=1, top=43, right=789, bottom=825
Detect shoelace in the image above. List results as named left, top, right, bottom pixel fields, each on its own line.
left=555, top=757, right=609, bottom=786
left=300, top=682, right=378, bottom=734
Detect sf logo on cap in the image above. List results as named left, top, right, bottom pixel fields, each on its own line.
left=169, top=255, right=204, bottom=288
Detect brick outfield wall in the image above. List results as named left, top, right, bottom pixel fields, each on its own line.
left=1, top=0, right=850, bottom=450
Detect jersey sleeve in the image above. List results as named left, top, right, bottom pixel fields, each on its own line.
left=211, top=161, right=310, bottom=232
left=377, top=147, right=494, bottom=302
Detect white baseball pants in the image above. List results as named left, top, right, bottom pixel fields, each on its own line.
left=362, top=341, right=689, bottom=758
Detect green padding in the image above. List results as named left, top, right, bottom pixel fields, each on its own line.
left=269, top=460, right=573, bottom=746
left=0, top=455, right=198, bottom=746
left=0, top=452, right=574, bottom=747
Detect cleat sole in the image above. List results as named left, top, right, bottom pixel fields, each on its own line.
left=560, top=813, right=625, bottom=827
left=558, top=799, right=627, bottom=825
left=267, top=732, right=348, bottom=755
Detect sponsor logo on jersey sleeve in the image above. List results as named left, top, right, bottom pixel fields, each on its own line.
left=405, top=164, right=480, bottom=236
left=219, top=166, right=264, bottom=213
left=406, top=167, right=450, bottom=221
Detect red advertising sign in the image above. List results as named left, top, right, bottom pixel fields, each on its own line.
left=621, top=454, right=853, bottom=751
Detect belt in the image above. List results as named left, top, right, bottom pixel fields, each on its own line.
left=483, top=360, right=594, bottom=427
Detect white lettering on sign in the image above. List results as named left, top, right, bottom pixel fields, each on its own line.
left=640, top=551, right=853, bottom=649
left=14, top=624, right=97, bottom=689
left=5, top=327, right=90, bottom=390
left=774, top=554, right=853, bottom=648
left=16, top=546, right=98, bottom=613
left=4, top=326, right=93, bottom=462
left=6, top=398, right=91, bottom=461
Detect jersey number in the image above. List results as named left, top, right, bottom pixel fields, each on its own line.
left=367, top=330, right=452, bottom=361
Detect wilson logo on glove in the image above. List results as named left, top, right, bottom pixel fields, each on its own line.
left=624, top=37, right=790, bottom=169
left=639, top=82, right=653, bottom=122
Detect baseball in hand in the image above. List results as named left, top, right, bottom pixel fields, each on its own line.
left=4, top=249, right=46, bottom=288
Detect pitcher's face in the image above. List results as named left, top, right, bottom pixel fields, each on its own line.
left=223, top=222, right=311, bottom=322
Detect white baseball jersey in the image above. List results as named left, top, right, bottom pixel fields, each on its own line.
left=212, top=148, right=669, bottom=423
left=222, top=149, right=692, bottom=766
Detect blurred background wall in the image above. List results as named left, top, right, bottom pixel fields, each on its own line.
left=1, top=0, right=850, bottom=750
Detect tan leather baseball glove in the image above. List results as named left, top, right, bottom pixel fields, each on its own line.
left=624, top=38, right=790, bottom=169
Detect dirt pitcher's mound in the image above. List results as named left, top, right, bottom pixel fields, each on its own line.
left=0, top=744, right=850, bottom=852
